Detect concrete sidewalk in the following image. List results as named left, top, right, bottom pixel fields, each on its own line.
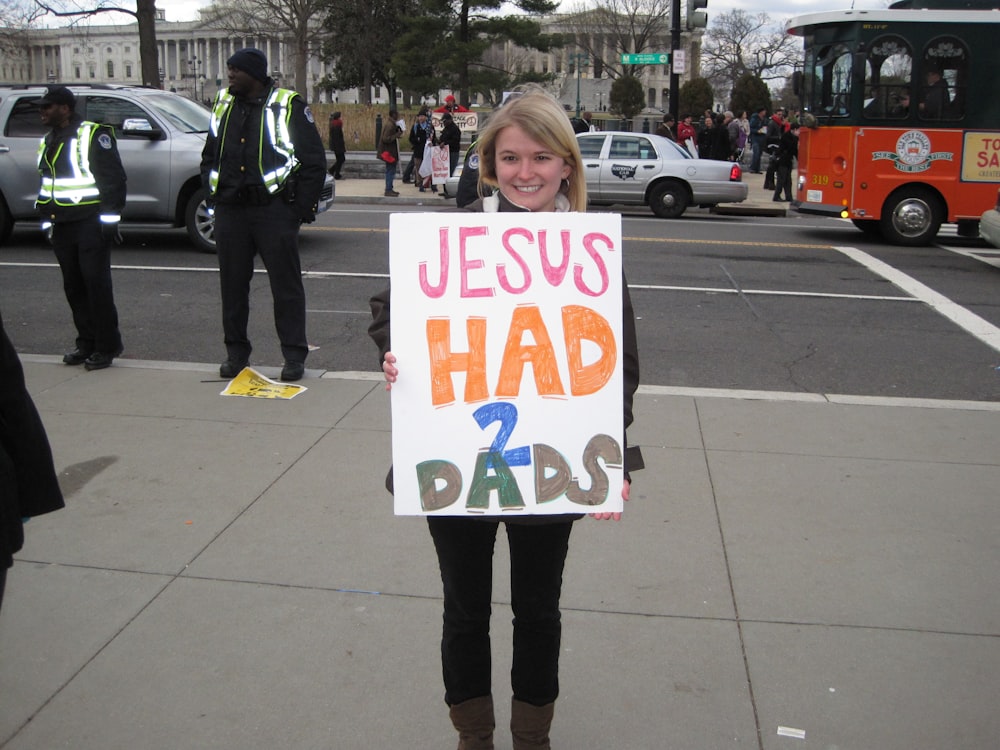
left=2, top=357, right=998, bottom=749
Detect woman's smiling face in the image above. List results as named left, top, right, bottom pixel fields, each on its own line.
left=493, top=124, right=572, bottom=212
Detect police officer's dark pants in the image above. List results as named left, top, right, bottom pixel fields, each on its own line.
left=214, top=200, right=307, bottom=365
left=427, top=516, right=573, bottom=707
left=51, top=218, right=122, bottom=356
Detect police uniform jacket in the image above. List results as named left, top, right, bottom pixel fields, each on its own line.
left=36, top=113, right=126, bottom=225
left=200, top=81, right=327, bottom=221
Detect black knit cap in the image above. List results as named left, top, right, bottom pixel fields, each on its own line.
left=39, top=86, right=75, bottom=108
left=227, top=48, right=269, bottom=82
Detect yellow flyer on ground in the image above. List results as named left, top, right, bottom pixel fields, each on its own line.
left=220, top=367, right=307, bottom=399
left=389, top=212, right=624, bottom=516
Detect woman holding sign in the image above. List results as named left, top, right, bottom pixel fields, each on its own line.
left=369, top=87, right=641, bottom=750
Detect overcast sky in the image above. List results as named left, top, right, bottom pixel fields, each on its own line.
left=160, top=0, right=889, bottom=24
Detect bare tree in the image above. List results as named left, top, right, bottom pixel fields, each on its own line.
left=560, top=0, right=673, bottom=80
left=701, top=10, right=798, bottom=99
left=34, top=0, right=160, bottom=87
left=1, top=0, right=45, bottom=57
left=201, top=0, right=331, bottom=94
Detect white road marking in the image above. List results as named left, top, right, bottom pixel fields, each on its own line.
left=835, top=245, right=1000, bottom=353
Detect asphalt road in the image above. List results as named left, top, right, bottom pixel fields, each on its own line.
left=1, top=202, right=998, bottom=401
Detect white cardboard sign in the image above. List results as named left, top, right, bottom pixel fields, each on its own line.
left=388, top=211, right=624, bottom=516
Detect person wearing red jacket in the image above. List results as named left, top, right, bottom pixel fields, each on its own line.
left=676, top=113, right=697, bottom=150
left=434, top=94, right=470, bottom=113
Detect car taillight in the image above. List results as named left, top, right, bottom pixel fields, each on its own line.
left=729, top=164, right=742, bottom=182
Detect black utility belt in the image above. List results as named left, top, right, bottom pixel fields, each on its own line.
left=234, top=184, right=277, bottom=206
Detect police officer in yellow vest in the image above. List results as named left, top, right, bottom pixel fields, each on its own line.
left=37, top=85, right=127, bottom=371
left=200, top=48, right=326, bottom=382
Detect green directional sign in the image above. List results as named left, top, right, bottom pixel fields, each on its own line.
left=620, top=52, right=670, bottom=65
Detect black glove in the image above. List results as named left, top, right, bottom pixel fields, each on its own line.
left=100, top=215, right=124, bottom=246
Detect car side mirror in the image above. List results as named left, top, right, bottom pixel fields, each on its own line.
left=121, top=117, right=164, bottom=140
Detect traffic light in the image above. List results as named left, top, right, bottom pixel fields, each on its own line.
left=686, top=0, right=708, bottom=29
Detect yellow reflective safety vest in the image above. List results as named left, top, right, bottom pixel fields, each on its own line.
left=207, top=87, right=300, bottom=197
left=36, top=121, right=103, bottom=207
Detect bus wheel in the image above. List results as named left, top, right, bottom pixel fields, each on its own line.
left=879, top=188, right=943, bottom=246
left=649, top=181, right=689, bottom=219
left=851, top=218, right=882, bottom=237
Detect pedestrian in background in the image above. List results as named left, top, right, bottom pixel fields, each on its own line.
left=736, top=110, right=750, bottom=163
left=369, top=86, right=642, bottom=750
left=772, top=122, right=800, bottom=202
left=437, top=111, right=463, bottom=177
left=200, top=48, right=327, bottom=382
left=677, top=113, right=697, bottom=153
left=0, top=308, right=65, bottom=612
left=378, top=109, right=403, bottom=197
left=36, top=85, right=127, bottom=372
left=655, top=113, right=676, bottom=140
left=763, top=108, right=786, bottom=191
left=748, top=106, right=768, bottom=173
left=407, top=109, right=434, bottom=190
left=327, top=111, right=346, bottom=180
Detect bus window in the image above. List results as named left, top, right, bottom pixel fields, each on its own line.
left=814, top=44, right=853, bottom=116
left=919, top=37, right=968, bottom=121
left=863, top=36, right=913, bottom=119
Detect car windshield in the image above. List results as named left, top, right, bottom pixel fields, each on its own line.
left=141, top=93, right=211, bottom=133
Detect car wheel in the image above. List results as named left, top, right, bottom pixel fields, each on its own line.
left=649, top=181, right=689, bottom=219
left=185, top=188, right=216, bottom=254
left=851, top=218, right=882, bottom=237
left=879, top=187, right=943, bottom=246
left=0, top=197, right=13, bottom=246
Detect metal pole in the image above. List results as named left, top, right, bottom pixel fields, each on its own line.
left=669, top=0, right=681, bottom=118
left=575, top=53, right=583, bottom=118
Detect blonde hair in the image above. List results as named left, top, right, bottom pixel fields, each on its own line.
left=476, top=86, right=587, bottom=212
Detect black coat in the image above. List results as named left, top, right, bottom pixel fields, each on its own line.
left=774, top=130, right=798, bottom=168
left=0, top=310, right=64, bottom=570
left=328, top=119, right=346, bottom=154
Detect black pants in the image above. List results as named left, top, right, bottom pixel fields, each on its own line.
left=774, top=163, right=793, bottom=201
left=51, top=217, right=123, bottom=356
left=214, top=200, right=307, bottom=365
left=427, top=517, right=573, bottom=707
left=763, top=148, right=779, bottom=189
left=331, top=151, right=346, bottom=179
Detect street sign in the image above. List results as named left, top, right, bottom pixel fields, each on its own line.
left=620, top=53, right=670, bottom=65
left=672, top=49, right=687, bottom=74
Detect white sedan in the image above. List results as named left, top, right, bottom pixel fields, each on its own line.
left=577, top=131, right=748, bottom=218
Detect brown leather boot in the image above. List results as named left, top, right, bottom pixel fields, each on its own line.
left=510, top=699, right=554, bottom=750
left=449, top=695, right=495, bottom=750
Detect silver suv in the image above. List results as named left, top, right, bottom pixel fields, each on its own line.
left=0, top=83, right=334, bottom=252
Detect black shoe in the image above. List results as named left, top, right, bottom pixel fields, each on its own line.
left=84, top=348, right=122, bottom=371
left=280, top=361, right=305, bottom=382
left=220, top=359, right=248, bottom=378
left=384, top=189, right=399, bottom=197
left=63, top=349, right=92, bottom=366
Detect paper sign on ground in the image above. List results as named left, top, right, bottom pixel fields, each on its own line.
left=220, top=367, right=308, bottom=399
left=388, top=211, right=624, bottom=516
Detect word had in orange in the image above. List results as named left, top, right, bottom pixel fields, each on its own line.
left=426, top=303, right=616, bottom=406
